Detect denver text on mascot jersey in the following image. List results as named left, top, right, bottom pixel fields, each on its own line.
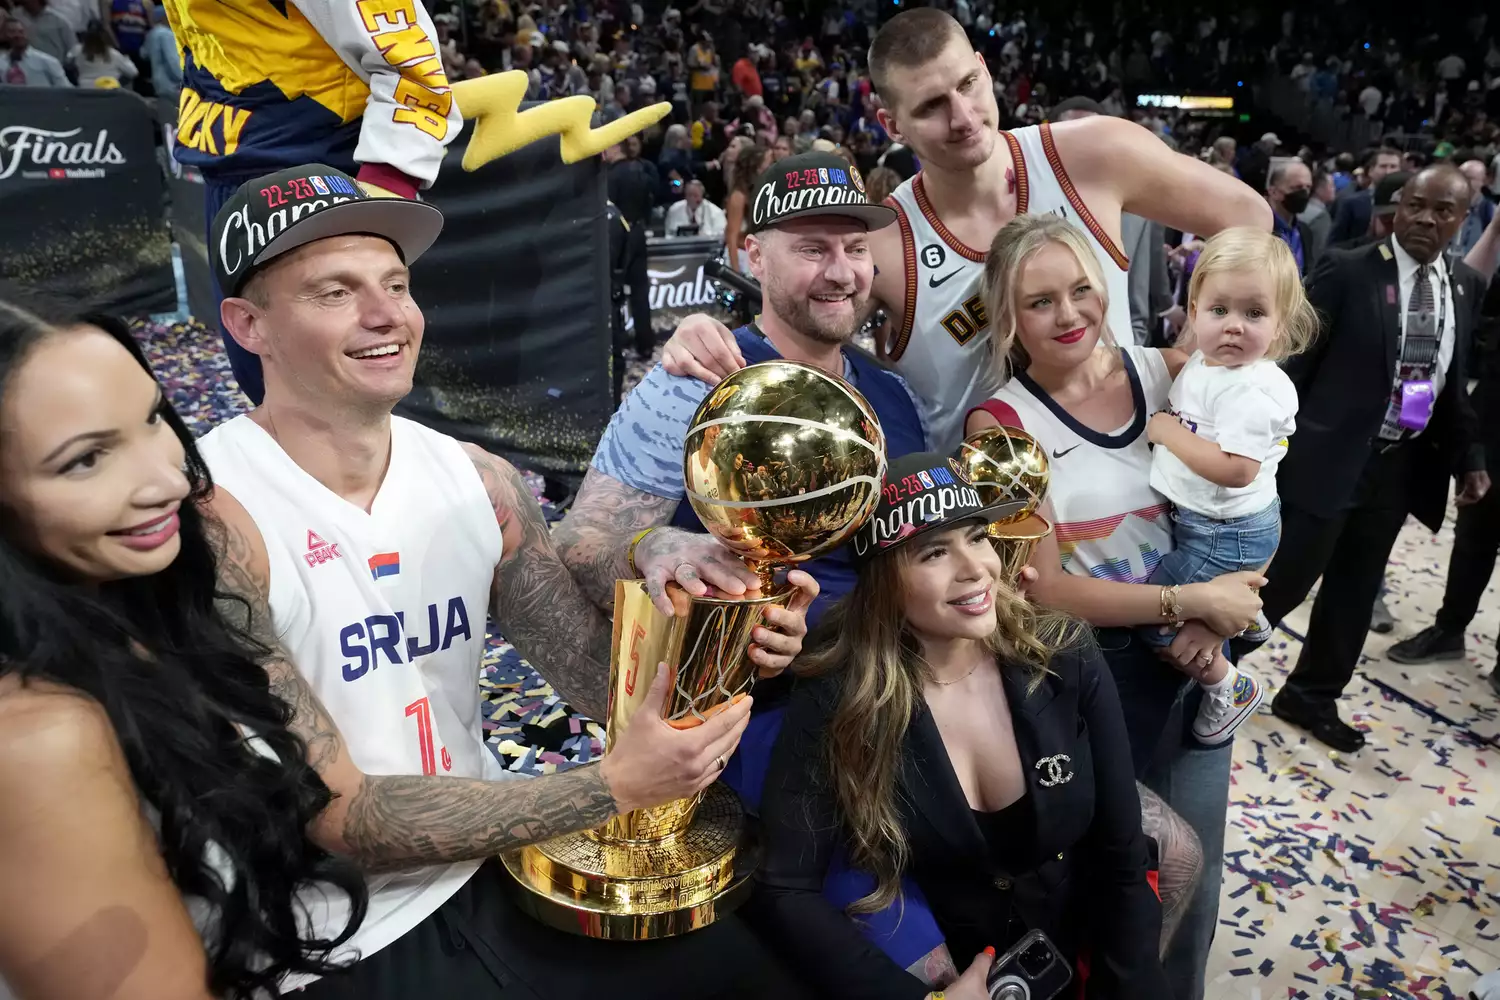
left=163, top=0, right=460, bottom=198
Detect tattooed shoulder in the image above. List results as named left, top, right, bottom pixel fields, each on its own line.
left=461, top=442, right=537, bottom=565
left=200, top=491, right=277, bottom=646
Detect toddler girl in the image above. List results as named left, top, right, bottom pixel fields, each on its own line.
left=1145, top=226, right=1317, bottom=745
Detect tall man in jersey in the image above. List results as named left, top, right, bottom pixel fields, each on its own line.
left=662, top=7, right=1269, bottom=452
left=164, top=0, right=462, bottom=406
left=198, top=164, right=818, bottom=998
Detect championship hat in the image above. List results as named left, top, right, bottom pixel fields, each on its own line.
left=851, top=452, right=1028, bottom=566
left=210, top=164, right=444, bottom=298
left=743, top=151, right=896, bottom=235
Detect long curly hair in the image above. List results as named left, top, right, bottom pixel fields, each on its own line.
left=0, top=299, right=368, bottom=998
left=798, top=536, right=1084, bottom=915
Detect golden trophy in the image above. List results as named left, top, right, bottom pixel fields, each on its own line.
left=502, top=360, right=886, bottom=940
left=956, top=425, right=1053, bottom=581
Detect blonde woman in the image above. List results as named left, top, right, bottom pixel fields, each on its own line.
left=756, top=453, right=1170, bottom=1000
left=966, top=214, right=1266, bottom=1000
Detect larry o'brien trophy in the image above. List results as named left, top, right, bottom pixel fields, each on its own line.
left=502, top=360, right=886, bottom=940
left=957, top=425, right=1052, bottom=580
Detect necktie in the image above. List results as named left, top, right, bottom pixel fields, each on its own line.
left=1409, top=263, right=1435, bottom=317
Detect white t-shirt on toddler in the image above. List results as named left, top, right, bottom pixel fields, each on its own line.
left=1149, top=352, right=1299, bottom=520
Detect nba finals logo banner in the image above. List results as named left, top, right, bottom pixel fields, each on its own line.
left=853, top=462, right=986, bottom=559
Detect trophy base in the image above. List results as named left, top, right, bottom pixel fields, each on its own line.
left=500, top=782, right=755, bottom=941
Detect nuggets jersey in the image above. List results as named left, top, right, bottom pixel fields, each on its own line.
left=197, top=414, right=505, bottom=983
left=163, top=0, right=460, bottom=185
left=981, top=346, right=1174, bottom=584
left=886, top=123, right=1134, bottom=452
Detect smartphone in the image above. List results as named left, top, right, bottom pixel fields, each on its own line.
left=986, top=930, right=1073, bottom=1000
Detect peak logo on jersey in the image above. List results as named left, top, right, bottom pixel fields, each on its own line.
left=305, top=530, right=343, bottom=567
left=368, top=552, right=401, bottom=581
left=340, top=597, right=473, bottom=682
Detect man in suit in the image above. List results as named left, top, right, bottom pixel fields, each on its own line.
left=1329, top=146, right=1404, bottom=245
left=1386, top=268, right=1500, bottom=679
left=1300, top=167, right=1335, bottom=264
left=1267, top=158, right=1318, bottom=276
left=1248, top=164, right=1491, bottom=752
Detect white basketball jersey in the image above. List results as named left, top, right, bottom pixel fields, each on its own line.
left=197, top=414, right=507, bottom=986
left=886, top=123, right=1134, bottom=452
left=989, top=346, right=1174, bottom=584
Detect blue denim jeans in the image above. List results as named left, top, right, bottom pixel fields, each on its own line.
left=1141, top=500, right=1282, bottom=648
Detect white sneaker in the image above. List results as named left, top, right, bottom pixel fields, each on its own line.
left=1470, top=970, right=1500, bottom=1000
left=1193, top=666, right=1265, bottom=744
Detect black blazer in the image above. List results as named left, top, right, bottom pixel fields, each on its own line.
left=1278, top=236, right=1486, bottom=531
left=753, top=644, right=1168, bottom=1000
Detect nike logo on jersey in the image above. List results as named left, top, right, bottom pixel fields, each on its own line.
left=1052, top=444, right=1081, bottom=459
left=929, top=268, right=964, bottom=288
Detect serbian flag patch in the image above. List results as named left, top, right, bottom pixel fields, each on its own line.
left=368, top=552, right=401, bottom=581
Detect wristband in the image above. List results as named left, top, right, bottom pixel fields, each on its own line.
left=627, top=528, right=656, bottom=578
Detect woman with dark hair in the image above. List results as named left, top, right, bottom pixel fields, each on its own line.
left=755, top=453, right=1170, bottom=999
left=0, top=300, right=367, bottom=999
left=71, top=21, right=138, bottom=88
left=724, top=141, right=774, bottom=274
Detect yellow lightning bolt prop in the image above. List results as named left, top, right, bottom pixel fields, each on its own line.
left=452, top=72, right=671, bottom=171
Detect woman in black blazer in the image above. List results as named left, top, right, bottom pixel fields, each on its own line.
left=754, top=453, right=1169, bottom=1000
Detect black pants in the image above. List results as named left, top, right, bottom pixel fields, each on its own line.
left=1251, top=445, right=1416, bottom=712
left=624, top=224, right=653, bottom=357
left=1434, top=471, right=1500, bottom=643
left=297, top=862, right=812, bottom=999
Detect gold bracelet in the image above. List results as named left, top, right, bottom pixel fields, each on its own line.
left=1160, top=584, right=1184, bottom=626
left=927, top=993, right=946, bottom=1000
left=626, top=528, right=656, bottom=578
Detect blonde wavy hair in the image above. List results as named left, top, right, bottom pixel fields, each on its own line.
left=798, top=533, right=1084, bottom=916
left=980, top=214, right=1117, bottom=387
left=1186, top=227, right=1318, bottom=362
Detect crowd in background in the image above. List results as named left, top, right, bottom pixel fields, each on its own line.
left=2, top=0, right=1499, bottom=246
left=403, top=0, right=1500, bottom=241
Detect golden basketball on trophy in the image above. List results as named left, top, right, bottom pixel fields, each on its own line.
left=956, top=425, right=1053, bottom=582
left=502, top=360, right=886, bottom=940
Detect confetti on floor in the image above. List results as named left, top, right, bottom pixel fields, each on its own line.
left=143, top=317, right=1500, bottom=998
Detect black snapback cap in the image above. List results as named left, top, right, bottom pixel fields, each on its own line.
left=851, top=452, right=1028, bottom=566
left=744, top=151, right=897, bottom=236
left=211, top=164, right=444, bottom=297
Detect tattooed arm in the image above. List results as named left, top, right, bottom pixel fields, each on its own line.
left=1137, top=783, right=1203, bottom=955
left=551, top=466, right=679, bottom=610
left=905, top=944, right=958, bottom=989
left=463, top=445, right=614, bottom=720
left=202, top=486, right=745, bottom=873
left=552, top=466, right=763, bottom=615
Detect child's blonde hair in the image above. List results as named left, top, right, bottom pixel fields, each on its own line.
left=1186, top=227, right=1318, bottom=362
left=980, top=214, right=1117, bottom=387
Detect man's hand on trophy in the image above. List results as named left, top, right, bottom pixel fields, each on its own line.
left=634, top=527, right=764, bottom=616
left=747, top=570, right=820, bottom=679
left=598, top=664, right=755, bottom=813
left=661, top=313, right=745, bottom=386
